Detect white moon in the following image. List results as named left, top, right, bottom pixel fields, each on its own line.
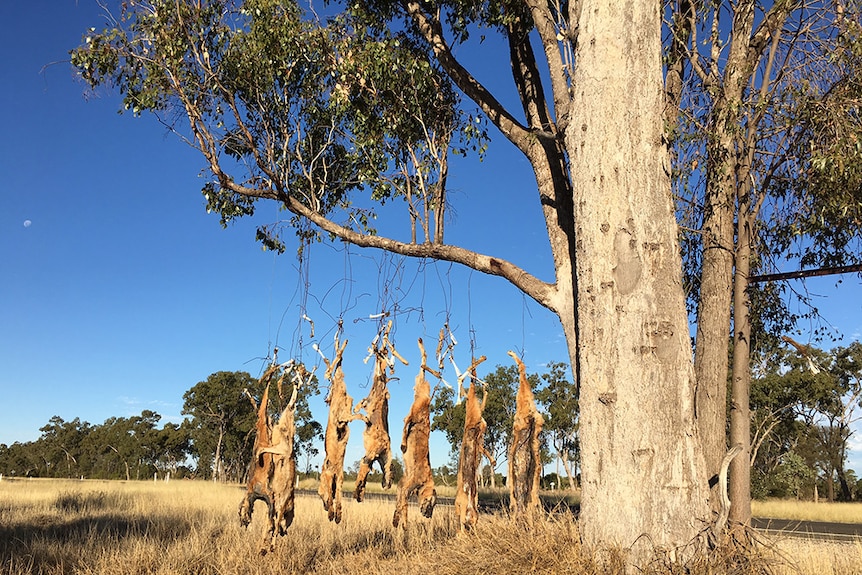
left=23, top=220, right=32, bottom=228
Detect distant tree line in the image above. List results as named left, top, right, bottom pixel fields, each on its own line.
left=3, top=343, right=861, bottom=502
left=0, top=370, right=322, bottom=483
left=0, top=410, right=191, bottom=481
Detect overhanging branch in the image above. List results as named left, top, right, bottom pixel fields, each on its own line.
left=749, top=263, right=862, bottom=283
left=237, top=182, right=560, bottom=313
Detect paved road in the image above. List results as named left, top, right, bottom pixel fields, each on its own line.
left=752, top=517, right=862, bottom=541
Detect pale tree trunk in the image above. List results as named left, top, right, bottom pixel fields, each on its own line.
left=565, top=0, right=710, bottom=556
left=557, top=447, right=577, bottom=490
left=729, top=201, right=753, bottom=525
left=213, top=425, right=225, bottom=482
left=693, top=1, right=757, bottom=514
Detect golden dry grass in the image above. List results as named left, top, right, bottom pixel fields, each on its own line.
left=752, top=499, right=862, bottom=524
left=0, top=478, right=860, bottom=575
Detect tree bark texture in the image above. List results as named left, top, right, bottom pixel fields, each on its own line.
left=729, top=202, right=754, bottom=525
left=692, top=163, right=733, bottom=514
left=566, top=0, right=710, bottom=555
left=693, top=0, right=758, bottom=516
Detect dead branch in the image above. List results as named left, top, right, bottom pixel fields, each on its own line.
left=712, top=444, right=743, bottom=540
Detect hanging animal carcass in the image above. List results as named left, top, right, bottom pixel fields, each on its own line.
left=453, top=356, right=490, bottom=533
left=507, top=350, right=544, bottom=521
left=392, top=338, right=437, bottom=527
left=317, top=337, right=358, bottom=524
left=238, top=362, right=304, bottom=553
left=353, top=322, right=407, bottom=502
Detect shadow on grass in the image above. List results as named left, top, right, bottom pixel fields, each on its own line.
left=0, top=511, right=195, bottom=574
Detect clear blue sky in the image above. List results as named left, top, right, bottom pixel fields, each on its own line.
left=2, top=1, right=861, bottom=473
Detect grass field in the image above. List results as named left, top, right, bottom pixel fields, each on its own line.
left=752, top=498, right=862, bottom=524
left=1, top=478, right=861, bottom=574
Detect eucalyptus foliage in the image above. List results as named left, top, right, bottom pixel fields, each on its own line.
left=669, top=1, right=862, bottom=345
left=71, top=0, right=481, bottom=252
left=751, top=341, right=862, bottom=500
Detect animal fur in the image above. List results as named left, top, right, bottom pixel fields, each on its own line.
left=453, top=356, right=489, bottom=533
left=353, top=326, right=403, bottom=502
left=507, top=351, right=544, bottom=519
left=318, top=338, right=357, bottom=524
left=392, top=338, right=437, bottom=527
left=238, top=369, right=276, bottom=535
left=238, top=364, right=301, bottom=553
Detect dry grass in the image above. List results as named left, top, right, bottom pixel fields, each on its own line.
left=770, top=539, right=862, bottom=575
left=1, top=478, right=860, bottom=575
left=752, top=499, right=862, bottom=524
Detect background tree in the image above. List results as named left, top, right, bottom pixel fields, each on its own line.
left=535, top=361, right=579, bottom=490
left=182, top=371, right=257, bottom=481
left=151, top=421, right=192, bottom=478
left=751, top=340, right=862, bottom=501
left=769, top=451, right=816, bottom=499
left=85, top=416, right=134, bottom=479
left=0, top=442, right=40, bottom=478
left=0, top=365, right=318, bottom=482
left=751, top=343, right=832, bottom=498
left=76, top=411, right=163, bottom=480
left=37, top=416, right=91, bottom=478
left=429, top=385, right=465, bottom=458
left=667, top=0, right=862, bottom=522
left=72, top=0, right=711, bottom=555
left=433, top=464, right=456, bottom=487
left=811, top=343, right=862, bottom=500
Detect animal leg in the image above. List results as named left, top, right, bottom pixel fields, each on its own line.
left=392, top=476, right=414, bottom=528
left=418, top=479, right=437, bottom=518
left=238, top=494, right=253, bottom=528
left=380, top=448, right=392, bottom=489
left=354, top=456, right=372, bottom=502
left=258, top=498, right=277, bottom=555
left=318, top=467, right=334, bottom=513
left=333, top=470, right=344, bottom=523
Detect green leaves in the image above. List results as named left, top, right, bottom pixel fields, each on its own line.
left=751, top=341, right=862, bottom=500
left=72, top=0, right=470, bottom=248
left=759, top=18, right=862, bottom=272
left=202, top=182, right=255, bottom=227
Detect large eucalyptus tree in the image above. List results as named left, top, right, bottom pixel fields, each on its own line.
left=72, top=0, right=710, bottom=557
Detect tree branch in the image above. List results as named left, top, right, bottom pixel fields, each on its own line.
left=404, top=1, right=536, bottom=154
left=227, top=180, right=560, bottom=312
left=749, top=263, right=862, bottom=283
left=524, top=0, right=572, bottom=130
